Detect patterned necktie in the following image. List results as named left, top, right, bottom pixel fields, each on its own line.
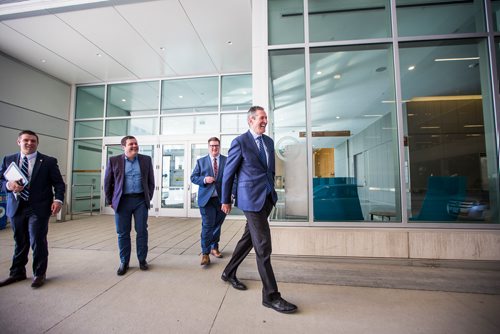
left=213, top=157, right=218, bottom=178
left=20, top=156, right=30, bottom=201
left=257, top=136, right=267, bottom=168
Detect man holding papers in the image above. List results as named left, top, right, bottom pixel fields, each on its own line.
left=0, top=130, right=65, bottom=288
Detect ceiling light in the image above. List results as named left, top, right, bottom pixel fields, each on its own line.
left=41, top=59, right=46, bottom=63
left=316, top=71, right=322, bottom=75
left=420, top=126, right=440, bottom=129
left=375, top=66, right=387, bottom=72
left=464, top=124, right=483, bottom=128
left=334, top=74, right=341, bottom=79
left=121, top=99, right=126, bottom=102
left=434, top=57, right=480, bottom=62
left=335, top=116, right=340, bottom=119
left=407, top=113, right=415, bottom=116
left=466, top=134, right=481, bottom=137
left=96, top=53, right=102, bottom=57
left=178, top=95, right=183, bottom=98
left=381, top=100, right=395, bottom=103
left=227, top=41, right=233, bottom=45
left=363, top=114, right=382, bottom=117
left=408, top=65, right=415, bottom=71
left=242, top=91, right=247, bottom=95
left=160, top=47, right=165, bottom=51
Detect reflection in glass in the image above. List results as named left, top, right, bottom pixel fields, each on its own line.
left=269, top=49, right=308, bottom=221
left=161, top=115, right=218, bottom=135
left=396, top=0, right=485, bottom=37
left=74, top=120, right=103, bottom=138
left=309, top=0, right=391, bottom=42
left=105, top=118, right=157, bottom=136
left=268, top=0, right=304, bottom=45
left=72, top=139, right=102, bottom=213
left=190, top=143, right=207, bottom=210
left=310, top=44, right=400, bottom=222
left=221, top=74, right=252, bottom=111
left=399, top=39, right=498, bottom=223
left=162, top=145, right=185, bottom=209
left=161, top=77, right=218, bottom=114
left=221, top=113, right=248, bottom=133
left=106, top=81, right=159, bottom=117
left=75, top=85, right=104, bottom=119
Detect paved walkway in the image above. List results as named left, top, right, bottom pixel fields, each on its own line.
left=0, top=215, right=499, bottom=334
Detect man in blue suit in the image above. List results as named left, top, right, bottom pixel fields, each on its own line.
left=0, top=130, right=65, bottom=288
left=220, top=106, right=297, bottom=314
left=104, top=136, right=155, bottom=276
left=190, top=137, right=227, bottom=266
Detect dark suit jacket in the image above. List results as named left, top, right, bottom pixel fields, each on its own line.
left=190, top=154, right=227, bottom=207
left=0, top=152, right=65, bottom=218
left=221, top=130, right=277, bottom=212
left=104, top=153, right=155, bottom=210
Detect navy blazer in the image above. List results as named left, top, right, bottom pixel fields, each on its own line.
left=104, top=153, right=155, bottom=210
left=190, top=154, right=226, bottom=207
left=221, top=130, right=277, bottom=212
left=0, top=152, right=65, bottom=218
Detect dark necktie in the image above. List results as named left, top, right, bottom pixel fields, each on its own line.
left=20, top=156, right=30, bottom=201
left=257, top=136, right=267, bottom=168
left=213, top=157, right=218, bottom=178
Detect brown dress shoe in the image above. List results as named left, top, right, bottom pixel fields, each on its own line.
left=200, top=254, right=210, bottom=265
left=211, top=248, right=223, bottom=258
left=0, top=274, right=27, bottom=287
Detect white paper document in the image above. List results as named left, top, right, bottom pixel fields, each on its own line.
left=3, top=161, right=28, bottom=185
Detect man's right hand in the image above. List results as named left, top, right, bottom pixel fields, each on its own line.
left=7, top=180, right=24, bottom=193
left=221, top=203, right=232, bottom=214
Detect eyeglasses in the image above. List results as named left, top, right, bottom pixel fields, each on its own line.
left=209, top=145, right=220, bottom=148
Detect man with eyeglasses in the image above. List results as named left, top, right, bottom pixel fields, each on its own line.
left=190, top=137, right=228, bottom=266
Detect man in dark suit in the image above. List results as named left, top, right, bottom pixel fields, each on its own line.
left=190, top=137, right=227, bottom=266
left=220, top=106, right=297, bottom=314
left=104, top=136, right=155, bottom=276
left=0, top=130, right=65, bottom=288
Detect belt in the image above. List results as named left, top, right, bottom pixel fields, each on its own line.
left=123, top=192, right=144, bottom=198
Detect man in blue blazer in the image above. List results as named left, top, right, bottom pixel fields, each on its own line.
left=190, top=137, right=227, bottom=266
left=104, top=136, right=155, bottom=276
left=0, top=130, right=65, bottom=288
left=220, top=106, right=297, bottom=314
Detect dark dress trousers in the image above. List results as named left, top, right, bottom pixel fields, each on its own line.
left=221, top=130, right=280, bottom=302
left=0, top=152, right=65, bottom=277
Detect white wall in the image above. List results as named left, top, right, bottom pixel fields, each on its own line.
left=0, top=53, right=71, bottom=179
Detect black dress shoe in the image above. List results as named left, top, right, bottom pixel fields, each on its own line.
left=139, top=261, right=148, bottom=271
left=221, top=272, right=247, bottom=290
left=31, top=275, right=46, bottom=289
left=0, top=274, right=27, bottom=287
left=117, top=263, right=129, bottom=276
left=263, top=297, right=298, bottom=314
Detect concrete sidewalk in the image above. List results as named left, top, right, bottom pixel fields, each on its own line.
left=0, top=215, right=499, bottom=334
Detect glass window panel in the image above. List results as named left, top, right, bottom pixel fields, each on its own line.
left=105, top=118, right=157, bottom=136
left=309, top=0, right=391, bottom=42
left=190, top=143, right=208, bottom=210
left=72, top=139, right=102, bottom=214
left=493, top=1, right=500, bottom=31
left=396, top=0, right=485, bottom=37
left=221, top=113, right=248, bottom=133
left=268, top=0, right=305, bottom=45
left=75, top=85, right=104, bottom=119
left=74, top=120, right=103, bottom=138
left=161, top=145, right=185, bottom=209
left=161, top=77, right=218, bottom=114
left=106, top=81, right=159, bottom=117
left=310, top=44, right=401, bottom=222
left=161, top=115, right=218, bottom=135
left=399, top=39, right=499, bottom=223
left=269, top=49, right=308, bottom=222
left=221, top=74, right=252, bottom=111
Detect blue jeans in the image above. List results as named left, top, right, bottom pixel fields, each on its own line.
left=200, top=197, right=226, bottom=254
left=115, top=195, right=148, bottom=264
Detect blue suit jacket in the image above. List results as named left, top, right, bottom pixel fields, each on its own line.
left=0, top=152, right=65, bottom=218
left=104, top=153, right=155, bottom=210
left=221, top=130, right=277, bottom=212
left=190, top=154, right=226, bottom=207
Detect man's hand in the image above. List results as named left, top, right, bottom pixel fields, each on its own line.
left=51, top=201, right=62, bottom=216
left=7, top=180, right=25, bottom=193
left=221, top=203, right=232, bottom=214
left=204, top=176, right=215, bottom=184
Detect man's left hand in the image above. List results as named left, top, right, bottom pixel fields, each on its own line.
left=51, top=201, right=62, bottom=216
